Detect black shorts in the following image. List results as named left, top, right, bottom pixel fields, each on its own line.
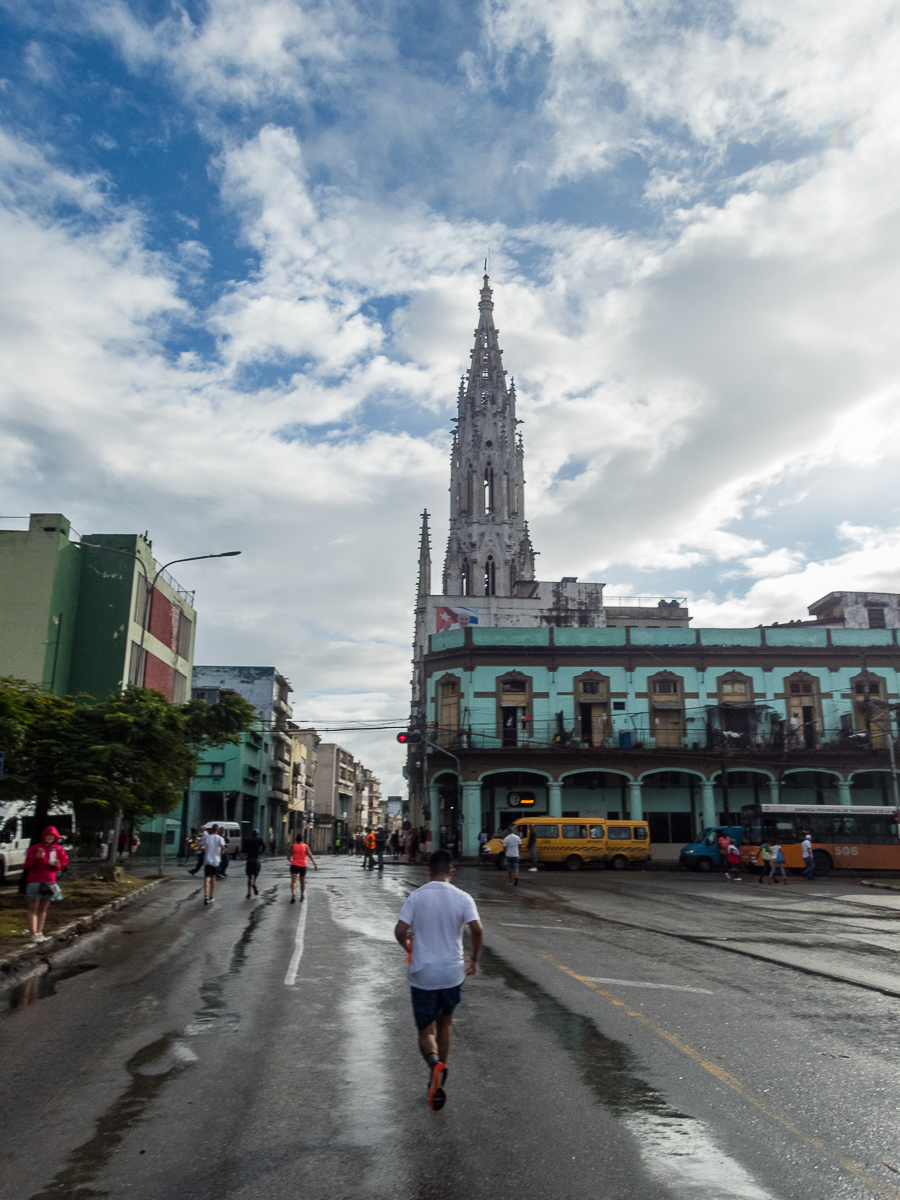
left=410, top=984, right=463, bottom=1030
left=245, top=858, right=261, bottom=877
left=290, top=865, right=307, bottom=876
left=203, top=864, right=219, bottom=877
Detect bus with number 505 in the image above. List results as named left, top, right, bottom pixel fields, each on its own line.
left=739, top=804, right=900, bottom=876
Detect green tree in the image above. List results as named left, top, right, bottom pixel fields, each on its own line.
left=74, top=686, right=256, bottom=827
left=0, top=679, right=256, bottom=840
left=0, top=679, right=85, bottom=835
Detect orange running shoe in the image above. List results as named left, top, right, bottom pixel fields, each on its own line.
left=427, top=1062, right=448, bottom=1110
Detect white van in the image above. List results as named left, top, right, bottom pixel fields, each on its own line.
left=0, top=801, right=75, bottom=883
left=0, top=804, right=29, bottom=883
left=200, top=821, right=243, bottom=857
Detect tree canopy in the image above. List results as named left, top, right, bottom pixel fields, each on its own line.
left=0, top=679, right=257, bottom=835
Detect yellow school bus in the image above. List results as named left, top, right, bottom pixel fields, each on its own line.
left=481, top=814, right=651, bottom=872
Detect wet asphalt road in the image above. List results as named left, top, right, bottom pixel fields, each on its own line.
left=3, top=861, right=900, bottom=1200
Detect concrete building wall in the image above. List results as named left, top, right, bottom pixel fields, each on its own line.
left=0, top=514, right=82, bottom=690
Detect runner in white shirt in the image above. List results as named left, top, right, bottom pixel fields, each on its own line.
left=503, top=829, right=521, bottom=885
left=202, top=825, right=226, bottom=905
left=394, top=849, right=483, bottom=1110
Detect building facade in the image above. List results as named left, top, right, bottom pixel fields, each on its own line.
left=407, top=281, right=900, bottom=858
left=314, top=743, right=357, bottom=851
left=190, top=667, right=294, bottom=852
left=0, top=513, right=195, bottom=703
left=420, top=621, right=900, bottom=856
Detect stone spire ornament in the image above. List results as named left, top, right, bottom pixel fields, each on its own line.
left=442, top=275, right=536, bottom=596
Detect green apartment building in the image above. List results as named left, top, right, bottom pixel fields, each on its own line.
left=0, top=512, right=197, bottom=858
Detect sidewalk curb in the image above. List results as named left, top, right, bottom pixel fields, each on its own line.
left=0, top=876, right=170, bottom=988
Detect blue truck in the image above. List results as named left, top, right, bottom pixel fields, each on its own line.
left=679, top=825, right=742, bottom=872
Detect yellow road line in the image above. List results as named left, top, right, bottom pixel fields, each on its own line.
left=535, top=947, right=900, bottom=1200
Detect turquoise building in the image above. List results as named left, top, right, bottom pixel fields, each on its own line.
left=421, top=623, right=900, bottom=856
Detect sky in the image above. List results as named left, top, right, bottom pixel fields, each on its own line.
left=1, top=0, right=900, bottom=794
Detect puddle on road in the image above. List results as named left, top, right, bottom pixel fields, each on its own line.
left=1, top=962, right=99, bottom=1017
left=185, top=885, right=277, bottom=1038
left=25, top=887, right=278, bottom=1198
left=27, top=1031, right=192, bottom=1200
left=484, top=949, right=775, bottom=1199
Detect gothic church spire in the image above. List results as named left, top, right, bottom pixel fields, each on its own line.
left=442, top=276, right=536, bottom=596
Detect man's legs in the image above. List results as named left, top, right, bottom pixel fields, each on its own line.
left=507, top=858, right=519, bottom=885
left=418, top=1014, right=453, bottom=1065
left=290, top=870, right=298, bottom=900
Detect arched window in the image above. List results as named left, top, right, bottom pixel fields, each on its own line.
left=465, top=466, right=473, bottom=514
left=484, top=462, right=494, bottom=515
left=461, top=558, right=470, bottom=596
left=484, top=555, right=496, bottom=596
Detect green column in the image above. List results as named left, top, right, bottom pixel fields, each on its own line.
left=700, top=780, right=716, bottom=829
left=627, top=781, right=643, bottom=820
left=548, top=780, right=562, bottom=817
left=461, top=781, right=482, bottom=857
left=426, top=782, right=440, bottom=855
left=836, top=779, right=852, bottom=806
left=767, top=779, right=780, bottom=804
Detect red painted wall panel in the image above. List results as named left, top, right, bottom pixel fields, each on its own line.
left=143, top=652, right=175, bottom=702
left=149, top=588, right=180, bottom=653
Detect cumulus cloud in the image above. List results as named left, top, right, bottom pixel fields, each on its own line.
left=2, top=0, right=900, bottom=791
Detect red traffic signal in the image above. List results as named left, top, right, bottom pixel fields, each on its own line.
left=397, top=729, right=424, bottom=745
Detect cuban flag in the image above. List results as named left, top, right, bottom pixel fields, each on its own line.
left=435, top=606, right=480, bottom=633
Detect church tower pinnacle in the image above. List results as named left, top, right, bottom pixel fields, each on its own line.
left=442, top=276, right=536, bottom=596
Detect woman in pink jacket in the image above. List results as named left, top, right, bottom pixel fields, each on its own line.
left=23, top=826, right=69, bottom=944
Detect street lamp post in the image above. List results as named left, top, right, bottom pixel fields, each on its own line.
left=77, top=542, right=240, bottom=873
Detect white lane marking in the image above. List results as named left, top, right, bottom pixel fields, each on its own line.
left=500, top=922, right=578, bottom=931
left=284, top=897, right=309, bottom=986
left=583, top=977, right=714, bottom=994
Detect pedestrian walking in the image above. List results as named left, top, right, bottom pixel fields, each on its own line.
left=23, top=827, right=68, bottom=944
left=187, top=828, right=203, bottom=875
left=724, top=840, right=742, bottom=881
left=503, top=828, right=521, bottom=885
left=769, top=843, right=787, bottom=883
left=801, top=831, right=815, bottom=881
left=527, top=825, right=538, bottom=872
left=757, top=841, right=773, bottom=883
left=287, top=838, right=318, bottom=902
left=717, top=831, right=731, bottom=874
left=362, top=827, right=376, bottom=869
left=244, top=828, right=266, bottom=898
left=202, top=824, right=226, bottom=905
left=477, top=829, right=488, bottom=854
left=375, top=825, right=386, bottom=870
left=390, top=831, right=400, bottom=859
left=393, top=849, right=483, bottom=1111
left=408, top=828, right=420, bottom=862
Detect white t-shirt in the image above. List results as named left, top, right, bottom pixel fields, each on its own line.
left=801, top=836, right=812, bottom=859
left=398, top=881, right=480, bottom=990
left=203, top=833, right=225, bottom=867
left=503, top=833, right=521, bottom=859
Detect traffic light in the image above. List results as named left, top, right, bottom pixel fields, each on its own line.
left=397, top=729, right=424, bottom=745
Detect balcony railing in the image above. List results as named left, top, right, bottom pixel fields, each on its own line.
left=427, top=721, right=894, bottom=758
